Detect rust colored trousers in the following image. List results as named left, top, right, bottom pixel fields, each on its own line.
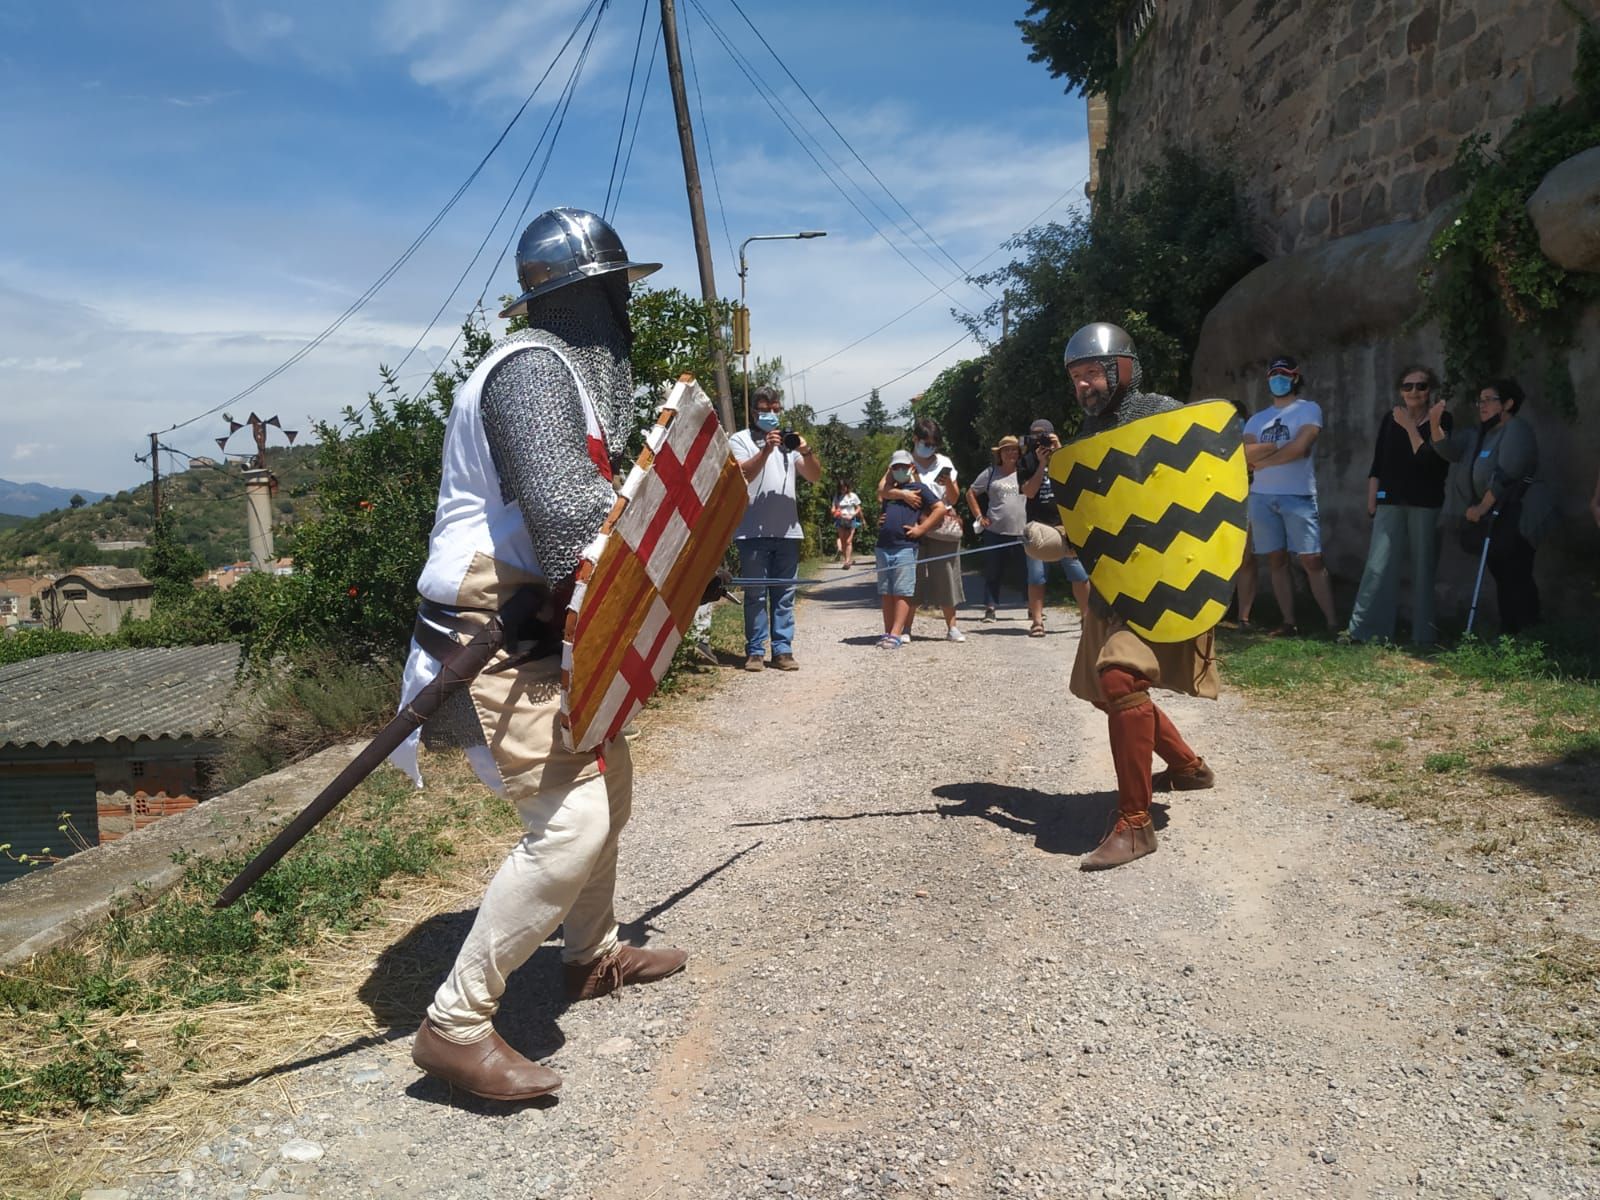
left=1098, top=666, right=1199, bottom=820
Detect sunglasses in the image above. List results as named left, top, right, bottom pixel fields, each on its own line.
left=1477, top=395, right=1503, bottom=406
left=1399, top=381, right=1431, bottom=392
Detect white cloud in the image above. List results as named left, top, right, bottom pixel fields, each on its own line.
left=0, top=356, right=83, bottom=373
left=11, top=443, right=41, bottom=461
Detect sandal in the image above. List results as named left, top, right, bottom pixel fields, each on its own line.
left=1029, top=621, right=1046, bottom=638
left=877, top=634, right=903, bottom=649
left=1268, top=623, right=1298, bottom=638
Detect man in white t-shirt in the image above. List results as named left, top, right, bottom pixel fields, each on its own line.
left=727, top=385, right=822, bottom=671
left=1242, top=356, right=1338, bottom=634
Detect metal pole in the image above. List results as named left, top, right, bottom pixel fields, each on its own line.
left=660, top=0, right=736, bottom=433
left=739, top=243, right=750, bottom=429
left=1465, top=508, right=1498, bottom=636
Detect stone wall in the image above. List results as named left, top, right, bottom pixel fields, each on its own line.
left=1101, top=0, right=1585, bottom=256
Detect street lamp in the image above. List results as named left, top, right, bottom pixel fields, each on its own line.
left=737, top=231, right=827, bottom=427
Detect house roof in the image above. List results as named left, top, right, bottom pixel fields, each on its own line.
left=56, top=566, right=151, bottom=592
left=0, top=643, right=242, bottom=751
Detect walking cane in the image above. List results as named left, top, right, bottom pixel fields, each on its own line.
left=1464, top=504, right=1499, bottom=636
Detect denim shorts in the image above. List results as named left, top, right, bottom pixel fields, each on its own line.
left=1026, top=552, right=1090, bottom=586
left=875, top=545, right=918, bottom=597
left=1248, top=492, right=1322, bottom=555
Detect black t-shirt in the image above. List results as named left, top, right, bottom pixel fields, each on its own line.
left=879, top=481, right=939, bottom=550
left=1368, top=411, right=1452, bottom=507
left=1021, top=452, right=1058, bottom=523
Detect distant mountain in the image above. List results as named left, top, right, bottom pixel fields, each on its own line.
left=0, top=478, right=107, bottom=518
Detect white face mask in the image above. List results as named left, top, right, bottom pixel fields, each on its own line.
left=891, top=468, right=912, bottom=484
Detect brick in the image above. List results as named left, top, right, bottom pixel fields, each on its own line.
left=1339, top=184, right=1365, bottom=234
left=1406, top=5, right=1439, bottom=53
left=1464, top=27, right=1504, bottom=81
left=1331, top=88, right=1363, bottom=136
left=1415, top=49, right=1434, bottom=97
left=1387, top=60, right=1418, bottom=105
left=1375, top=118, right=1398, bottom=157
left=1361, top=181, right=1389, bottom=228
left=1439, top=9, right=1477, bottom=49
left=1447, top=89, right=1485, bottom=135
left=1399, top=102, right=1427, bottom=146
left=1359, top=70, right=1388, bottom=121
left=1391, top=168, right=1427, bottom=216
left=1424, top=166, right=1459, bottom=210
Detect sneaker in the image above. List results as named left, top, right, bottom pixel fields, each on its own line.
left=770, top=653, right=799, bottom=671
left=744, top=654, right=765, bottom=672
left=945, top=627, right=966, bottom=642
left=983, top=606, right=996, bottom=622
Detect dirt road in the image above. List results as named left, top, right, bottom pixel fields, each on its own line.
left=102, top=572, right=1595, bottom=1200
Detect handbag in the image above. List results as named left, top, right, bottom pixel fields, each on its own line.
left=923, top=508, right=965, bottom=545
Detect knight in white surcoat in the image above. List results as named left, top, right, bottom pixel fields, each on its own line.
left=395, top=208, right=687, bottom=1103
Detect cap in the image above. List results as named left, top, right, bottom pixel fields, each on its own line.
left=889, top=450, right=914, bottom=467
left=1029, top=418, right=1055, bottom=434
left=1268, top=356, right=1299, bottom=376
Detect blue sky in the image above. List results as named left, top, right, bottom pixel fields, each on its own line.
left=0, top=1, right=1089, bottom=491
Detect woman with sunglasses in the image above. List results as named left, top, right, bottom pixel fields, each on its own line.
left=1425, top=377, right=1555, bottom=634
left=1344, top=365, right=1452, bottom=644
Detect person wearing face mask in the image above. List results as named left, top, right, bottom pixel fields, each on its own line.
left=1425, top=377, right=1555, bottom=634
left=1024, top=322, right=1218, bottom=872
left=728, top=385, right=823, bottom=671
left=875, top=451, right=947, bottom=647
left=1241, top=357, right=1339, bottom=635
left=878, top=417, right=966, bottom=641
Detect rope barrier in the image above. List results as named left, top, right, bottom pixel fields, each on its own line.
left=728, top=538, right=1023, bottom=590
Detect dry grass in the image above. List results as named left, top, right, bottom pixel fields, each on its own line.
left=0, top=751, right=516, bottom=1200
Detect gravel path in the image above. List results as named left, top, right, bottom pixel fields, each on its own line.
left=105, top=572, right=1596, bottom=1200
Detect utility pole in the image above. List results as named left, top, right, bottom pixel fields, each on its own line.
left=148, top=432, right=162, bottom=520
left=659, top=0, right=737, bottom=432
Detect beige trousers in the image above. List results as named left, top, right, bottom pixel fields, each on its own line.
left=426, top=709, right=633, bottom=1043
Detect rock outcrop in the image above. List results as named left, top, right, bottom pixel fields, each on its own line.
left=1528, top=145, right=1600, bottom=273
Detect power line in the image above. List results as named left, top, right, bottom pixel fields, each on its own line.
left=604, top=0, right=653, bottom=221
left=611, top=14, right=662, bottom=221
left=809, top=330, right=978, bottom=420
left=786, top=176, right=1088, bottom=386
left=681, top=3, right=737, bottom=272
left=684, top=0, right=987, bottom=324
left=391, top=0, right=610, bottom=386
left=153, top=1, right=603, bottom=437
left=723, top=0, right=993, bottom=302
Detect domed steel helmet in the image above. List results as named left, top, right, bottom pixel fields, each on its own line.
left=1063, top=321, right=1141, bottom=413
left=499, top=208, right=662, bottom=318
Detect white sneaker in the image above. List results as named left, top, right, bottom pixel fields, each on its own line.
left=946, top=627, right=966, bottom=642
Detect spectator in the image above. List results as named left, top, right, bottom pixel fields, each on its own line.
left=879, top=417, right=966, bottom=641
left=1427, top=377, right=1554, bottom=634
left=831, top=480, right=862, bottom=569
left=1242, top=356, right=1339, bottom=634
left=1018, top=417, right=1091, bottom=637
left=728, top=385, right=822, bottom=672
left=1344, top=365, right=1452, bottom=644
left=966, top=436, right=1028, bottom=621
left=875, top=451, right=946, bottom=648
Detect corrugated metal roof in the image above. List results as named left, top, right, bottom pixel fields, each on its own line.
left=0, top=643, right=242, bottom=750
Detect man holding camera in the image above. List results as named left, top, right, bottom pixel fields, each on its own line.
left=1019, top=418, right=1092, bottom=636
left=728, top=385, right=822, bottom=671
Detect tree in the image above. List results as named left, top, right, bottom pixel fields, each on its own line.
left=860, top=388, right=891, bottom=435
left=1017, top=1, right=1125, bottom=98
left=916, top=359, right=987, bottom=481
left=961, top=150, right=1260, bottom=447
left=68, top=494, right=85, bottom=509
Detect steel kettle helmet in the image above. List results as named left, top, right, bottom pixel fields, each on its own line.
left=1063, top=321, right=1142, bottom=413
left=499, top=208, right=662, bottom=318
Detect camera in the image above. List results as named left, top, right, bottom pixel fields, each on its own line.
left=1021, top=432, right=1046, bottom=454
left=779, top=429, right=803, bottom=451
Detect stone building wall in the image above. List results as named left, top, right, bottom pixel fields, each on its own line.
left=1101, top=0, right=1585, bottom=256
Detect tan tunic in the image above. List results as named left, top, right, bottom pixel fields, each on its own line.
left=1023, top=519, right=1219, bottom=705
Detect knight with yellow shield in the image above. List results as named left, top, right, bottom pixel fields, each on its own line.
left=1024, top=323, right=1247, bottom=871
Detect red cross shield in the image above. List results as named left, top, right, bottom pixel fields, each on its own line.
left=560, top=379, right=748, bottom=752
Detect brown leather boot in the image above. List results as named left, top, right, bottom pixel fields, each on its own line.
left=1153, top=757, right=1215, bottom=793
left=1080, top=814, right=1158, bottom=872
left=411, top=1019, right=562, bottom=1101
left=564, top=943, right=688, bottom=1002
left=771, top=653, right=799, bottom=671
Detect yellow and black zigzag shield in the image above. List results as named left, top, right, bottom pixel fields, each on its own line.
left=1048, top=399, right=1247, bottom=643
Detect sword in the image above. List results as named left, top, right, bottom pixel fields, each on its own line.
left=214, top=586, right=545, bottom=909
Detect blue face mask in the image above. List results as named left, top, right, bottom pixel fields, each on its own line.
left=1268, top=375, right=1294, bottom=397
left=756, top=411, right=780, bottom=431
left=914, top=441, right=935, bottom=458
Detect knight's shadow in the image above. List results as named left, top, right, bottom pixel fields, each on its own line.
left=933, top=781, right=1169, bottom=856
